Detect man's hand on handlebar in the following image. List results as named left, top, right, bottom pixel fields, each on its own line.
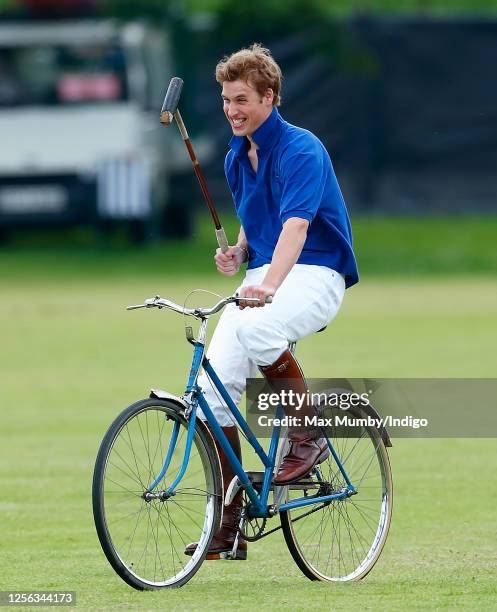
left=237, top=284, right=275, bottom=309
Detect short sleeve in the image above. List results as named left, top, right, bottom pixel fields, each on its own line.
left=279, top=142, right=326, bottom=225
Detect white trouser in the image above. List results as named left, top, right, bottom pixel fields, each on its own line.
left=197, top=264, right=346, bottom=426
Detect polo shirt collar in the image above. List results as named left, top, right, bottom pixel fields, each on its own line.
left=229, top=107, right=283, bottom=156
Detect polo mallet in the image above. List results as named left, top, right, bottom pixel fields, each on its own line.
left=160, top=77, right=229, bottom=253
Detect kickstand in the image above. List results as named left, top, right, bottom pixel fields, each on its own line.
left=229, top=509, right=245, bottom=559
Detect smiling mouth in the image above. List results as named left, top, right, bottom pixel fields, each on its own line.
left=231, top=118, right=246, bottom=128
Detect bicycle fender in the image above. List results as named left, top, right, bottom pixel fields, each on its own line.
left=149, top=388, right=221, bottom=454
left=149, top=388, right=189, bottom=412
left=359, top=401, right=393, bottom=447
left=225, top=475, right=243, bottom=507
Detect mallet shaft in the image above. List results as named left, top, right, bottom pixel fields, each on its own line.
left=161, top=78, right=229, bottom=253
left=175, top=111, right=222, bottom=229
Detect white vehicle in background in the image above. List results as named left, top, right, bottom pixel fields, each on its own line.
left=0, top=20, right=191, bottom=242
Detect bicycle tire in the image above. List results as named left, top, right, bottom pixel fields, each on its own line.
left=280, top=404, right=393, bottom=582
left=92, top=398, right=222, bottom=590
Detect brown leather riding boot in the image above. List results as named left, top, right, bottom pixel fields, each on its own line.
left=184, top=425, right=247, bottom=560
left=259, top=349, right=329, bottom=485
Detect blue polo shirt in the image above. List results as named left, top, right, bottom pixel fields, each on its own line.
left=225, top=107, right=359, bottom=288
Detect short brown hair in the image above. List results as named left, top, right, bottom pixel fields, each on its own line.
left=215, top=43, right=282, bottom=106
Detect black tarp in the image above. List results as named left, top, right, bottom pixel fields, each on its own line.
left=184, top=17, right=497, bottom=213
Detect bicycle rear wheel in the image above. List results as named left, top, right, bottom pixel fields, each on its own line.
left=92, top=398, right=222, bottom=590
left=280, top=405, right=392, bottom=582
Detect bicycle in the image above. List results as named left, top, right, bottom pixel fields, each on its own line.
left=92, top=293, right=393, bottom=590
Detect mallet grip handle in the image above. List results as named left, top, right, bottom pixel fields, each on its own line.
left=215, top=227, right=229, bottom=253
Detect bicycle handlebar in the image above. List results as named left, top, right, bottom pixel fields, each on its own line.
left=127, top=294, right=272, bottom=318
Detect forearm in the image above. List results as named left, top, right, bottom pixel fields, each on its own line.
left=263, top=218, right=309, bottom=291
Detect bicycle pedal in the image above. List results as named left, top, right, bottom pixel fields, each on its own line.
left=206, top=550, right=247, bottom=561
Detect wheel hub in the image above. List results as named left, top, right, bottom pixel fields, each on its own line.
left=142, top=490, right=175, bottom=502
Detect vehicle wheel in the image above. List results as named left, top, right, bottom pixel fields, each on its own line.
left=92, top=398, right=222, bottom=589
left=280, top=403, right=393, bottom=582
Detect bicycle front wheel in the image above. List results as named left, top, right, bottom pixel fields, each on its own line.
left=92, top=398, right=222, bottom=590
left=280, top=405, right=393, bottom=582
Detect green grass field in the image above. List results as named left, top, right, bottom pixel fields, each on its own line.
left=1, top=216, right=496, bottom=610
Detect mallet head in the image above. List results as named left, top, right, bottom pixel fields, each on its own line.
left=160, top=76, right=184, bottom=125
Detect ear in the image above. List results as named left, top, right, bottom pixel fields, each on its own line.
left=263, top=88, right=274, bottom=105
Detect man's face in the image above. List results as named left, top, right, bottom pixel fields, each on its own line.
left=221, top=79, right=274, bottom=138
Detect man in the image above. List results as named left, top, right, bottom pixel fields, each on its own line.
left=185, top=43, right=358, bottom=560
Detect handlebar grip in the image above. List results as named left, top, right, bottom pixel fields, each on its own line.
left=234, top=294, right=273, bottom=304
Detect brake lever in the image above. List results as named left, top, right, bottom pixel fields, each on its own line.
left=127, top=295, right=162, bottom=310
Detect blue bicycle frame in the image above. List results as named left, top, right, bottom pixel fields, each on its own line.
left=153, top=338, right=356, bottom=518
